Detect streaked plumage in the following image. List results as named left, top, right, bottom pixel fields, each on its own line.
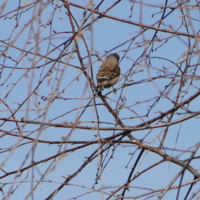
left=96, top=53, right=120, bottom=90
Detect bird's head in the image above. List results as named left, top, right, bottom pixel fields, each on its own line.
left=106, top=53, right=120, bottom=63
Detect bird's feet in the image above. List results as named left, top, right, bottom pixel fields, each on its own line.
left=112, top=87, right=117, bottom=94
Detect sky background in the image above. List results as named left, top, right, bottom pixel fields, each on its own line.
left=0, top=0, right=200, bottom=199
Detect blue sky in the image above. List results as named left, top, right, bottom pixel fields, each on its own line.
left=0, top=0, right=200, bottom=199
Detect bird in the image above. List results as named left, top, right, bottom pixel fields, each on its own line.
left=96, top=53, right=120, bottom=91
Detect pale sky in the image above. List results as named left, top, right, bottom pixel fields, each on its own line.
left=0, top=0, right=200, bottom=199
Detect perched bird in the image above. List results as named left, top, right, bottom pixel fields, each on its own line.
left=96, top=53, right=120, bottom=91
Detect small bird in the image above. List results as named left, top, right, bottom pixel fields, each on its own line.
left=96, top=53, right=120, bottom=91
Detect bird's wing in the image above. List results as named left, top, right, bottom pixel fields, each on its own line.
left=97, top=60, right=120, bottom=81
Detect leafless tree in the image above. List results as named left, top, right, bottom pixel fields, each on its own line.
left=0, top=1, right=200, bottom=199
